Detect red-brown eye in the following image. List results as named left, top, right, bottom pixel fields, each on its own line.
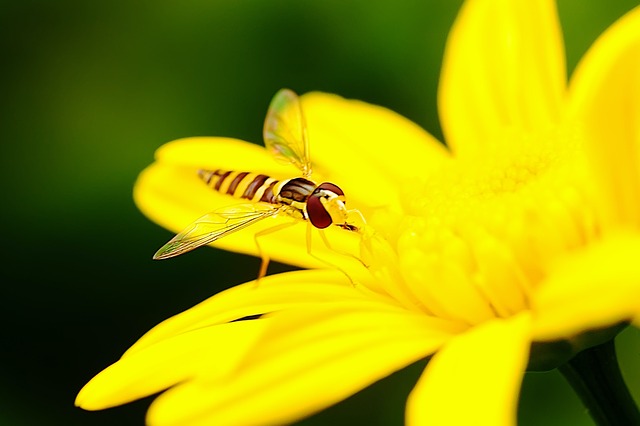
left=317, top=182, right=344, bottom=196
left=307, top=194, right=332, bottom=229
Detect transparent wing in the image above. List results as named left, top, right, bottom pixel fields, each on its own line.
left=153, top=204, right=281, bottom=260
left=263, top=88, right=311, bottom=177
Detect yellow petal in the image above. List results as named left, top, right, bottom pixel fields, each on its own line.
left=126, top=270, right=396, bottom=355
left=407, top=313, right=531, bottom=426
left=75, top=320, right=268, bottom=410
left=146, top=303, right=461, bottom=426
left=154, top=137, right=291, bottom=176
left=399, top=246, right=497, bottom=324
left=301, top=92, right=450, bottom=212
left=567, top=6, right=640, bottom=230
left=532, top=233, right=640, bottom=341
left=439, top=0, right=566, bottom=157
left=134, top=159, right=364, bottom=271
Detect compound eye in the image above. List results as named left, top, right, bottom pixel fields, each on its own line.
left=307, top=193, right=332, bottom=229
left=317, top=182, right=344, bottom=196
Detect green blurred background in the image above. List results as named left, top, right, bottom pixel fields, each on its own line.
left=2, top=0, right=639, bottom=425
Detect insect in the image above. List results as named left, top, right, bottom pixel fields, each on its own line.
left=153, top=88, right=366, bottom=278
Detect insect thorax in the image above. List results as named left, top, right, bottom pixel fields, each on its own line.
left=275, top=177, right=316, bottom=214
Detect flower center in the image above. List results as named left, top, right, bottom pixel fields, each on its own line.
left=363, top=130, right=599, bottom=325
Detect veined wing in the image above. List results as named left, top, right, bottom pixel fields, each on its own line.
left=263, top=88, right=311, bottom=177
left=153, top=204, right=282, bottom=260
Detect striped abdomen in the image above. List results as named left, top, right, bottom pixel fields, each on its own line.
left=199, top=169, right=354, bottom=230
left=198, top=169, right=279, bottom=204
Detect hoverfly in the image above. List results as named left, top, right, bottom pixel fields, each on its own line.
left=153, top=89, right=366, bottom=278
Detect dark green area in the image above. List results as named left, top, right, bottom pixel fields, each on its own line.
left=1, top=1, right=639, bottom=425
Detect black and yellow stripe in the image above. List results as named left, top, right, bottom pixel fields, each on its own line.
left=198, top=169, right=279, bottom=204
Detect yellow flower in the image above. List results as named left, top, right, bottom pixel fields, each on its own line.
left=77, top=1, right=640, bottom=425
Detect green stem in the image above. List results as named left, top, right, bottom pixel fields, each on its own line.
left=559, top=340, right=640, bottom=426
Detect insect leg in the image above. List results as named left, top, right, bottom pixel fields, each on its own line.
left=305, top=224, right=360, bottom=286
left=253, top=220, right=299, bottom=281
left=346, top=208, right=368, bottom=233
left=317, top=228, right=370, bottom=269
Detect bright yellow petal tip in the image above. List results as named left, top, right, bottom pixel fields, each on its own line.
left=439, top=0, right=566, bottom=157
left=407, top=314, right=531, bottom=426
left=568, top=6, right=640, bottom=231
